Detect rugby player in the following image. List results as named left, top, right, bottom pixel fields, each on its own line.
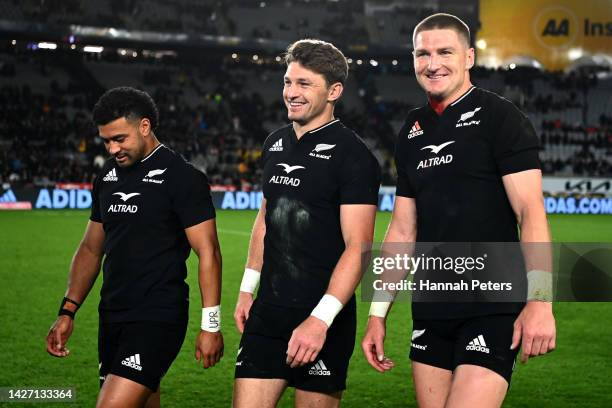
left=46, top=87, right=224, bottom=408
left=233, top=39, right=381, bottom=408
left=361, top=13, right=556, bottom=408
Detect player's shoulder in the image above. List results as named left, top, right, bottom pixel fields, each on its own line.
left=157, top=145, right=209, bottom=181
left=263, top=123, right=292, bottom=150
left=398, top=105, right=428, bottom=137
left=333, top=120, right=375, bottom=155
left=475, top=87, right=525, bottom=116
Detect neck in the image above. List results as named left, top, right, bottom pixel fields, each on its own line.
left=293, top=112, right=335, bottom=139
left=142, top=134, right=161, bottom=158
left=428, top=80, right=473, bottom=115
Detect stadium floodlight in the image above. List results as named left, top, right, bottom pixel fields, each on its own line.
left=370, top=59, right=378, bottom=67
left=476, top=39, right=487, bottom=50
left=392, top=59, right=398, bottom=66
left=509, top=63, right=516, bottom=69
left=568, top=48, right=583, bottom=61
left=83, top=45, right=103, bottom=53
left=347, top=58, right=353, bottom=64
left=70, top=44, right=76, bottom=50
left=38, top=42, right=57, bottom=50
left=11, top=40, right=16, bottom=45
left=356, top=59, right=363, bottom=65
left=275, top=56, right=281, bottom=62
left=252, top=54, right=259, bottom=61
left=231, top=53, right=238, bottom=59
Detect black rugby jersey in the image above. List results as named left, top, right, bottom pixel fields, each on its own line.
left=259, top=119, right=381, bottom=308
left=394, top=86, right=540, bottom=319
left=90, top=144, right=216, bottom=323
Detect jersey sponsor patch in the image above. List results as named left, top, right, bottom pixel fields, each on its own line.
left=417, top=141, right=455, bottom=170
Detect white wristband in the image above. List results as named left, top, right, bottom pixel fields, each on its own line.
left=369, top=302, right=391, bottom=318
left=240, top=268, right=261, bottom=294
left=310, top=294, right=343, bottom=327
left=527, top=269, right=553, bottom=302
left=201, top=306, right=221, bottom=332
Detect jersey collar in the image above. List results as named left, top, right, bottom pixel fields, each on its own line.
left=290, top=119, right=341, bottom=144
left=141, top=143, right=165, bottom=162
left=427, top=86, right=477, bottom=117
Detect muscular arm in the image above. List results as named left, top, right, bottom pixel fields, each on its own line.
left=245, top=198, right=266, bottom=272
left=503, top=169, right=556, bottom=362
left=286, top=204, right=377, bottom=368
left=185, top=218, right=223, bottom=309
left=186, top=218, right=224, bottom=369
left=322, top=203, right=378, bottom=304
left=46, top=220, right=105, bottom=357
left=362, top=197, right=416, bottom=371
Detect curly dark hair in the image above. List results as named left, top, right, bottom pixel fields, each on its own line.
left=92, top=87, right=159, bottom=130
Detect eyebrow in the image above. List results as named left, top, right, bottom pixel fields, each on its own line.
left=100, top=133, right=128, bottom=141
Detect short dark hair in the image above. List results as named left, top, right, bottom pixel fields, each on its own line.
left=413, top=13, right=471, bottom=47
left=92, top=87, right=159, bottom=129
left=284, top=39, right=348, bottom=86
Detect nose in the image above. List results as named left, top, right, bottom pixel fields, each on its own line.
left=107, top=141, right=120, bottom=155
left=428, top=54, right=441, bottom=71
left=284, top=83, right=300, bottom=100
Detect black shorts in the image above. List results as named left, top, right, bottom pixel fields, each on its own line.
left=409, top=314, right=519, bottom=384
left=98, top=320, right=187, bottom=391
left=235, top=298, right=356, bottom=393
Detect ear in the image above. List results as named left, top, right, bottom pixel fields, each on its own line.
left=466, top=47, right=475, bottom=70
left=327, top=82, right=344, bottom=103
left=139, top=118, right=152, bottom=137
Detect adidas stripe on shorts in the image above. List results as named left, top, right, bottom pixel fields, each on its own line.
left=98, top=321, right=187, bottom=391
left=409, top=314, right=520, bottom=384
left=235, top=298, right=356, bottom=393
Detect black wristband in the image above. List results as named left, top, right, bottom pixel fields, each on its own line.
left=58, top=297, right=80, bottom=319
left=58, top=309, right=75, bottom=319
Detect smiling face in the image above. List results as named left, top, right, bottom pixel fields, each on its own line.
left=413, top=28, right=474, bottom=105
left=282, top=62, right=342, bottom=130
left=98, top=117, right=150, bottom=167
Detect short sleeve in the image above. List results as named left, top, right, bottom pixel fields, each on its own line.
left=170, top=164, right=216, bottom=228
left=493, top=101, right=541, bottom=176
left=90, top=173, right=102, bottom=222
left=338, top=142, right=381, bottom=205
left=394, top=123, right=416, bottom=198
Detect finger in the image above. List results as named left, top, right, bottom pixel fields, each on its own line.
left=510, top=322, right=522, bottom=350
left=290, top=346, right=307, bottom=368
left=364, top=343, right=385, bottom=372
left=54, top=327, right=64, bottom=351
left=521, top=335, right=533, bottom=363
left=234, top=313, right=245, bottom=333
left=286, top=337, right=298, bottom=365
left=548, top=336, right=556, bottom=352
left=195, top=347, right=201, bottom=361
left=374, top=336, right=385, bottom=362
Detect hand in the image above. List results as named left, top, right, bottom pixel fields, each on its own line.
left=511, top=301, right=556, bottom=363
left=234, top=292, right=254, bottom=334
left=195, top=331, right=224, bottom=369
left=361, top=316, right=395, bottom=372
left=46, top=316, right=74, bottom=357
left=286, top=316, right=328, bottom=368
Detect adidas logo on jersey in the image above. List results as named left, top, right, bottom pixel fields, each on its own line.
left=121, top=354, right=142, bottom=371
left=466, top=335, right=490, bottom=354
left=269, top=138, right=283, bottom=152
left=308, top=360, right=331, bottom=376
left=103, top=168, right=118, bottom=182
left=407, top=121, right=424, bottom=139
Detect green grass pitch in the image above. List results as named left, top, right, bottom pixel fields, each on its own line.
left=0, top=210, right=611, bottom=407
